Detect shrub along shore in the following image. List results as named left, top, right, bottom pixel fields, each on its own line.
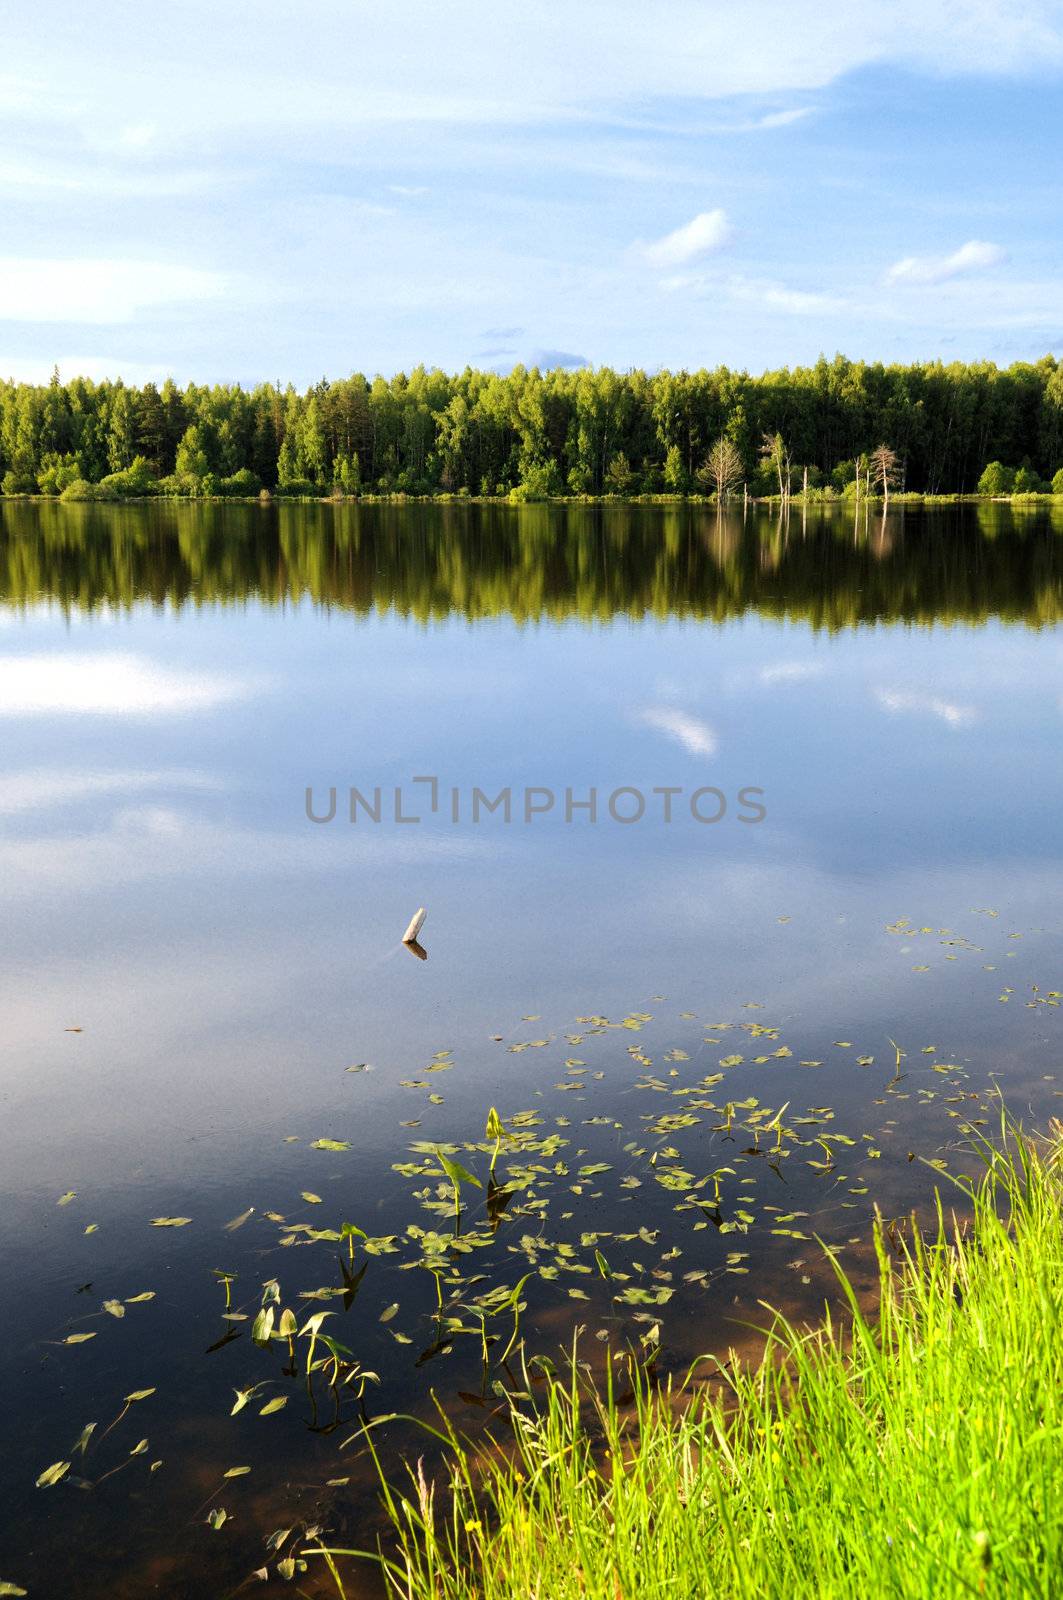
left=5, top=485, right=1063, bottom=508
left=329, top=1126, right=1063, bottom=1599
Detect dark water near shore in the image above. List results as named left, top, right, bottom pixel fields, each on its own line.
left=2, top=498, right=1063, bottom=1597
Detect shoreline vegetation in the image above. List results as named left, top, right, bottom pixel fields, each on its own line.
left=337, top=1124, right=1063, bottom=1600
left=7, top=487, right=1063, bottom=507
left=4, top=357, right=1063, bottom=505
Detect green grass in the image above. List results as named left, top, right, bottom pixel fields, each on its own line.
left=339, top=1126, right=1063, bottom=1599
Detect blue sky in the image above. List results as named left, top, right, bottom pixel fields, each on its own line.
left=2, top=0, right=1063, bottom=385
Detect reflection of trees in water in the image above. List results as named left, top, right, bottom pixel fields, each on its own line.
left=1, top=499, right=1062, bottom=629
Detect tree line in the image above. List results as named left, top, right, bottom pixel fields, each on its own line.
left=3, top=355, right=1063, bottom=502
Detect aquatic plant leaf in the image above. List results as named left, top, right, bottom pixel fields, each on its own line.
left=437, top=1152, right=482, bottom=1189
left=0, top=1583, right=28, bottom=1595
left=260, top=1397, right=288, bottom=1415
left=299, top=1311, right=333, bottom=1337
left=103, top=1299, right=125, bottom=1318
left=311, top=1139, right=351, bottom=1152
left=63, top=1333, right=96, bottom=1345
left=36, top=1461, right=70, bottom=1488
left=73, top=1423, right=96, bottom=1456
left=224, top=1466, right=251, bottom=1477
left=149, top=1217, right=191, bottom=1228
left=252, top=1307, right=275, bottom=1344
left=125, top=1292, right=155, bottom=1303
left=301, top=1192, right=323, bottom=1205
left=207, top=1508, right=228, bottom=1530
left=126, top=1389, right=156, bottom=1402
left=485, top=1107, right=507, bottom=1141
left=57, top=1191, right=76, bottom=1206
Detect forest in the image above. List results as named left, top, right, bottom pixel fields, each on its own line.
left=3, top=354, right=1063, bottom=502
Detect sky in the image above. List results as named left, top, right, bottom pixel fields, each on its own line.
left=2, top=0, right=1063, bottom=385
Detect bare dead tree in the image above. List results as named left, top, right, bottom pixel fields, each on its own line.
left=869, top=442, right=903, bottom=506
left=698, top=435, right=744, bottom=500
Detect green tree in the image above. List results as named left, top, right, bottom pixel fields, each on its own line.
left=175, top=424, right=210, bottom=484
left=662, top=443, right=687, bottom=493
left=977, top=461, right=1015, bottom=496
left=604, top=452, right=634, bottom=494
left=37, top=452, right=82, bottom=495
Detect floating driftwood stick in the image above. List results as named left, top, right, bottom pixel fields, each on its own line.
left=402, top=907, right=427, bottom=945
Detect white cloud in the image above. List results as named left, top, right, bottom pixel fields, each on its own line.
left=0, top=258, right=229, bottom=324
left=0, top=653, right=256, bottom=716
left=642, top=209, right=732, bottom=269
left=0, top=157, right=218, bottom=199
left=0, top=768, right=220, bottom=815
left=886, top=239, right=1007, bottom=286
left=874, top=688, right=978, bottom=728
left=0, top=804, right=484, bottom=898
left=732, top=276, right=849, bottom=315
left=0, top=355, right=177, bottom=385
left=636, top=707, right=718, bottom=756
left=759, top=660, right=827, bottom=686
left=5, top=2, right=1061, bottom=137
left=755, top=107, right=813, bottom=129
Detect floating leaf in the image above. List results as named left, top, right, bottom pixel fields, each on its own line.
left=300, top=1193, right=323, bottom=1206
left=102, top=1299, right=125, bottom=1319
left=36, top=1461, right=71, bottom=1488
left=57, top=1192, right=76, bottom=1207
left=311, top=1139, right=351, bottom=1152
left=379, top=1302, right=400, bottom=1323
left=63, top=1332, right=96, bottom=1345
left=126, top=1389, right=156, bottom=1402
left=207, top=1508, right=228, bottom=1530
left=260, top=1397, right=288, bottom=1415
left=149, top=1217, right=191, bottom=1228
left=224, top=1466, right=252, bottom=1478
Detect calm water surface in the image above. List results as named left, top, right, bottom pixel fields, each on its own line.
left=2, top=500, right=1062, bottom=1596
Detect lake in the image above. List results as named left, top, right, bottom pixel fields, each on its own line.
left=3, top=497, right=1063, bottom=1597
